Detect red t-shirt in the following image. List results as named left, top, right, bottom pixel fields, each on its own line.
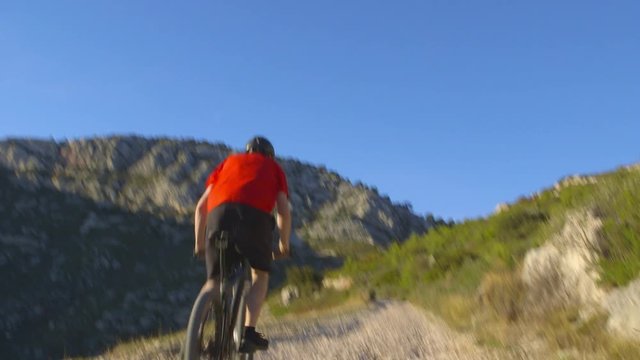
left=205, top=153, right=289, bottom=214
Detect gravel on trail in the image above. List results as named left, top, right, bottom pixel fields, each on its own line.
left=91, top=300, right=536, bottom=360
left=254, top=300, right=518, bottom=360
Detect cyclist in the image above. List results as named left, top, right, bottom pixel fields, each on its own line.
left=193, top=136, right=291, bottom=352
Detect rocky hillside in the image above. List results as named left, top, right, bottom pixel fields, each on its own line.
left=0, top=136, right=430, bottom=244
left=0, top=136, right=434, bottom=359
left=339, top=164, right=640, bottom=358
left=86, top=164, right=640, bottom=360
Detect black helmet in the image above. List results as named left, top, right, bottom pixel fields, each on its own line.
left=246, top=136, right=275, bottom=158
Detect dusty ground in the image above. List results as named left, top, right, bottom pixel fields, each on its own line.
left=254, top=300, right=525, bottom=360
left=92, top=300, right=537, bottom=360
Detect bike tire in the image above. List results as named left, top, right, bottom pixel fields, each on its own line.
left=228, top=262, right=253, bottom=360
left=183, top=284, right=220, bottom=360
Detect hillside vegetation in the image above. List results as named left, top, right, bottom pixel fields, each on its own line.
left=102, top=162, right=640, bottom=359
left=3, top=136, right=639, bottom=358
left=318, top=165, right=640, bottom=358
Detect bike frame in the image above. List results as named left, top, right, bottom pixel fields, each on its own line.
left=184, top=230, right=253, bottom=360
left=213, top=231, right=253, bottom=359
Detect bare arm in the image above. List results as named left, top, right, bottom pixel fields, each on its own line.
left=275, top=191, right=291, bottom=256
left=194, top=185, right=212, bottom=256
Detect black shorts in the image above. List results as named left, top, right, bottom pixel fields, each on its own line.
left=205, top=202, right=275, bottom=278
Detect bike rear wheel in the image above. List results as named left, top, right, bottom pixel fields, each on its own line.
left=226, top=262, right=253, bottom=360
left=184, top=283, right=221, bottom=360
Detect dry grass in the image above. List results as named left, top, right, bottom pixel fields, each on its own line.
left=266, top=290, right=366, bottom=321
left=69, top=330, right=184, bottom=360
left=477, top=270, right=525, bottom=321
left=537, top=307, right=640, bottom=359
left=426, top=269, right=640, bottom=359
left=436, top=293, right=475, bottom=331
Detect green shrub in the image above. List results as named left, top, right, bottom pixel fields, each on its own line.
left=330, top=167, right=640, bottom=357
left=285, top=265, right=323, bottom=296
left=596, top=170, right=640, bottom=286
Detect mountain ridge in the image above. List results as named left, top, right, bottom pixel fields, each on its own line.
left=0, top=135, right=433, bottom=243
left=0, top=135, right=436, bottom=359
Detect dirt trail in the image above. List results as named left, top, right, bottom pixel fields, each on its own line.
left=92, top=300, right=533, bottom=359
left=255, top=300, right=520, bottom=360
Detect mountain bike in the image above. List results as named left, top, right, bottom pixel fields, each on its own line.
left=183, top=230, right=254, bottom=360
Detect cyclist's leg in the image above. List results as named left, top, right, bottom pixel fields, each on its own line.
left=245, top=268, right=269, bottom=327
left=233, top=204, right=273, bottom=350
left=202, top=234, right=219, bottom=297
left=203, top=203, right=240, bottom=297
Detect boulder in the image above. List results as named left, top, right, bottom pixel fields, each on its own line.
left=322, top=276, right=353, bottom=291
left=604, top=278, right=640, bottom=341
left=521, top=210, right=605, bottom=317
left=281, top=285, right=300, bottom=306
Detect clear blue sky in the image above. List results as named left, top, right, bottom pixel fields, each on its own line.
left=1, top=1, right=639, bottom=221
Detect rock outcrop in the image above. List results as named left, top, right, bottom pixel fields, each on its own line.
left=605, top=279, right=640, bottom=341
left=0, top=136, right=429, bottom=244
left=522, top=210, right=605, bottom=317
left=522, top=210, right=640, bottom=342
left=0, top=135, right=433, bottom=359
